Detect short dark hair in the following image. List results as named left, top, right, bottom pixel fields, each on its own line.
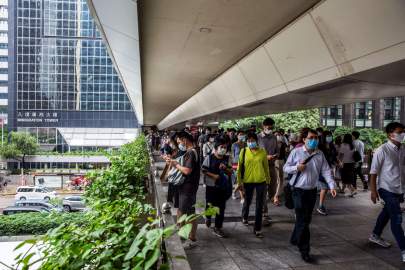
left=214, top=138, right=227, bottom=149
left=301, top=128, right=317, bottom=139
left=262, top=117, right=275, bottom=126
left=237, top=129, right=245, bottom=135
left=246, top=132, right=258, bottom=142
left=385, top=122, right=404, bottom=134
left=316, top=127, right=324, bottom=133
left=352, top=131, right=360, bottom=139
left=205, top=127, right=212, bottom=131
left=177, top=131, right=194, bottom=142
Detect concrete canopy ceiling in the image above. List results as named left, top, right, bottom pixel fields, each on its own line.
left=138, top=0, right=320, bottom=125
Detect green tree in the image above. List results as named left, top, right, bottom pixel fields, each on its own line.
left=0, top=132, right=38, bottom=170
left=219, top=108, right=321, bottom=132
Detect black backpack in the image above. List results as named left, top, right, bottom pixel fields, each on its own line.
left=353, top=150, right=362, bottom=162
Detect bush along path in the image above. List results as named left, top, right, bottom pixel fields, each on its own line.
left=2, top=135, right=218, bottom=270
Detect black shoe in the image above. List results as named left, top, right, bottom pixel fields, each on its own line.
left=290, top=240, right=297, bottom=246
left=301, top=253, right=314, bottom=263
left=242, top=219, right=249, bottom=226
left=205, top=218, right=211, bottom=228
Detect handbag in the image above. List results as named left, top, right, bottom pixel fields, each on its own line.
left=167, top=155, right=186, bottom=186
left=284, top=152, right=319, bottom=209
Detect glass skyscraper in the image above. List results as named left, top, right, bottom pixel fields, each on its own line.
left=9, top=0, right=138, bottom=151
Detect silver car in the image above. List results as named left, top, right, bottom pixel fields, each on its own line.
left=62, top=196, right=85, bottom=212
left=14, top=200, right=62, bottom=212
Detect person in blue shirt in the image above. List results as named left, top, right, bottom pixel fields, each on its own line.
left=284, top=128, right=337, bottom=263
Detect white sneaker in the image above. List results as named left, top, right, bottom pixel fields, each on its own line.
left=369, top=234, right=391, bottom=248
left=240, top=199, right=245, bottom=205
left=183, top=239, right=198, bottom=250
left=401, top=251, right=405, bottom=263
left=232, top=193, right=238, bottom=200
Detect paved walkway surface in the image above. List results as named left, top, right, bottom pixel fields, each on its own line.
left=184, top=186, right=405, bottom=270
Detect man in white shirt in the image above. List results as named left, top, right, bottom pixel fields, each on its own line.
left=352, top=131, right=367, bottom=190
left=284, top=128, right=337, bottom=263
left=369, top=122, right=405, bottom=263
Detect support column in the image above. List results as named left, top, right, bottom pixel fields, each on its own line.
left=400, top=97, right=405, bottom=124
left=342, top=103, right=354, bottom=128
left=372, top=99, right=384, bottom=130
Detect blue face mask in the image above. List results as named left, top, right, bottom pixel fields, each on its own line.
left=325, top=136, right=333, bottom=143
left=178, top=143, right=187, bottom=151
left=247, top=141, right=258, bottom=149
left=306, top=139, right=319, bottom=150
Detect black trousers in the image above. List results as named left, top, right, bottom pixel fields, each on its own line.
left=290, top=188, right=317, bottom=255
left=206, top=186, right=227, bottom=229
left=242, top=182, right=266, bottom=232
left=354, top=162, right=367, bottom=189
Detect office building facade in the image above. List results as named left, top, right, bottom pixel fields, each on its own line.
left=9, top=0, right=139, bottom=151
left=0, top=0, right=7, bottom=125
left=320, top=96, right=404, bottom=130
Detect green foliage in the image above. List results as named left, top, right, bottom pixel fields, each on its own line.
left=0, top=132, right=39, bottom=169
left=333, top=126, right=386, bottom=150
left=0, top=212, right=87, bottom=236
left=11, top=135, right=218, bottom=270
left=270, top=109, right=320, bottom=132
left=219, top=109, right=320, bottom=132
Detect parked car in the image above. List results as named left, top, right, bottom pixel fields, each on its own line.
left=14, top=200, right=62, bottom=212
left=63, top=196, right=85, bottom=212
left=2, top=206, right=50, bottom=215
left=14, top=186, right=57, bottom=201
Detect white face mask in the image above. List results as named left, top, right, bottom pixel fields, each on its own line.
left=263, top=128, right=273, bottom=135
left=209, top=138, right=215, bottom=143
left=217, top=147, right=227, bottom=156
left=391, top=132, right=405, bottom=143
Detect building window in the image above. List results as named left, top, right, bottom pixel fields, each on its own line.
left=383, top=97, right=401, bottom=127
left=320, top=105, right=342, bottom=128
left=354, top=101, right=373, bottom=128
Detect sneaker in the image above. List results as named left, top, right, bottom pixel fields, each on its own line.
left=401, top=250, right=405, bottom=263
left=183, top=239, right=198, bottom=250
left=242, top=219, right=249, bottom=226
left=369, top=234, right=391, bottom=248
left=232, top=193, right=238, bottom=200
left=254, top=230, right=264, bottom=238
left=240, top=198, right=245, bottom=205
left=212, top=228, right=226, bottom=238
left=317, top=206, right=328, bottom=216
left=262, top=218, right=271, bottom=227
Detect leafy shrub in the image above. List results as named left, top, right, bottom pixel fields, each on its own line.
left=0, top=212, right=87, bottom=236
left=10, top=135, right=217, bottom=270
left=333, top=126, right=386, bottom=150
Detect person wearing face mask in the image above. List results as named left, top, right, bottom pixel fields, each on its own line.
left=284, top=128, right=337, bottom=263
left=368, top=122, right=405, bottom=263
left=164, top=133, right=186, bottom=207
left=352, top=131, right=368, bottom=190
left=167, top=131, right=200, bottom=249
left=316, top=131, right=338, bottom=216
left=202, top=139, right=232, bottom=238
left=230, top=130, right=247, bottom=202
left=236, top=132, right=270, bottom=238
left=258, top=118, right=279, bottom=224
left=203, top=134, right=216, bottom=159
left=338, top=134, right=357, bottom=197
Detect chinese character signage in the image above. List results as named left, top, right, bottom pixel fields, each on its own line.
left=17, top=111, right=59, bottom=123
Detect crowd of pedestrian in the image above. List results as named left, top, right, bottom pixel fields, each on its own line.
left=147, top=120, right=405, bottom=264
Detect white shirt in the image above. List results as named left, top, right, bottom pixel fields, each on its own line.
left=353, top=139, right=365, bottom=162
left=338, top=143, right=355, bottom=163
left=370, top=141, right=405, bottom=194
left=284, top=146, right=335, bottom=190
